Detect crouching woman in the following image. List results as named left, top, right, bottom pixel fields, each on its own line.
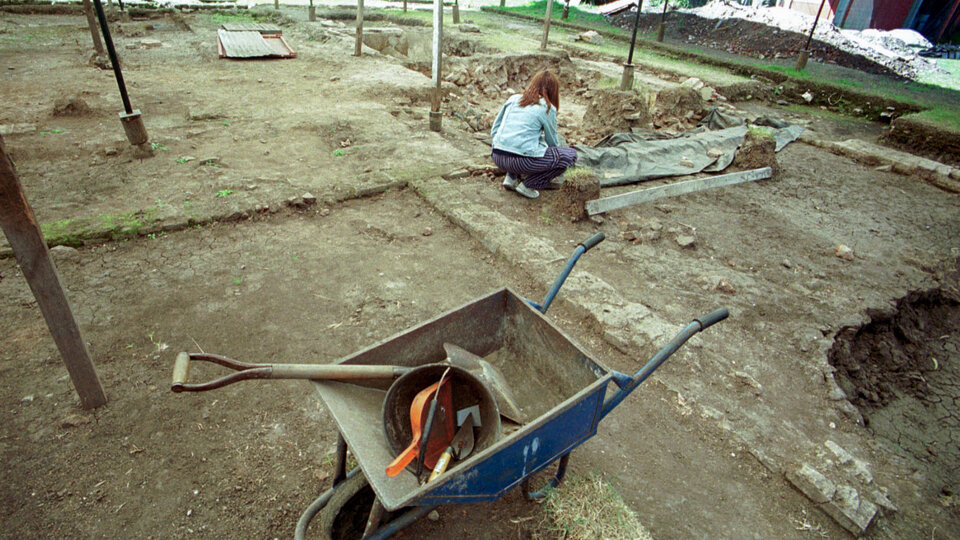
left=490, top=70, right=577, bottom=199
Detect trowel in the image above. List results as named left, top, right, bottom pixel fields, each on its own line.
left=428, top=410, right=476, bottom=482
left=443, top=343, right=527, bottom=424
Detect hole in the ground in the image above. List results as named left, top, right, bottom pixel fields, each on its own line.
left=828, top=288, right=960, bottom=480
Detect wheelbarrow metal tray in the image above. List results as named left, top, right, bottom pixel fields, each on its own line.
left=314, top=287, right=612, bottom=511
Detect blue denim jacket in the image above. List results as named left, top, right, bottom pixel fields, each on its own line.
left=490, top=95, right=559, bottom=157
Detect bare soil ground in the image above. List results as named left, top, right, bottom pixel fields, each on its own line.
left=2, top=7, right=959, bottom=540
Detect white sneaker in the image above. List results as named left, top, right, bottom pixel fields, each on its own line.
left=502, top=173, right=519, bottom=191
left=515, top=182, right=540, bottom=199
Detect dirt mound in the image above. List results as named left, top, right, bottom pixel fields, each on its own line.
left=581, top=88, right=650, bottom=138
left=607, top=11, right=905, bottom=79
left=52, top=96, right=91, bottom=117
left=651, top=86, right=705, bottom=131
left=829, top=288, right=960, bottom=409
left=550, top=168, right=600, bottom=222
left=443, top=51, right=598, bottom=96
left=733, top=128, right=777, bottom=174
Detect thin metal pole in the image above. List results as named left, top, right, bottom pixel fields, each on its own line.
left=627, top=0, right=643, bottom=64
left=803, top=0, right=827, bottom=51
left=432, top=0, right=443, bottom=110
left=92, top=0, right=132, bottom=114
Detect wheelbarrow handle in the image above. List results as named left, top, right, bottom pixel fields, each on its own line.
left=171, top=352, right=409, bottom=392
left=579, top=232, right=605, bottom=252
left=696, top=307, right=729, bottom=331
left=531, top=232, right=605, bottom=314
left=600, top=307, right=729, bottom=419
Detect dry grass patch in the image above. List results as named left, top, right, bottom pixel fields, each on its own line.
left=536, top=473, right=653, bottom=540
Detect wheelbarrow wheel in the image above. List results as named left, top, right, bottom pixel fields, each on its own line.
left=316, top=473, right=395, bottom=540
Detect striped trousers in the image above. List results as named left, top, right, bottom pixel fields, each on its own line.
left=491, top=147, right=578, bottom=189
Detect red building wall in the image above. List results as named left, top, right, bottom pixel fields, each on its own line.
left=871, top=1, right=915, bottom=30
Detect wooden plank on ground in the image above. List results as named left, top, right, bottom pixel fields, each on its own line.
left=585, top=167, right=772, bottom=216
left=0, top=134, right=107, bottom=409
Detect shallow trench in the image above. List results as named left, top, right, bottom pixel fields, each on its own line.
left=828, top=288, right=960, bottom=490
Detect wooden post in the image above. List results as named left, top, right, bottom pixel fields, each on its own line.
left=309, top=0, right=316, bottom=22
left=430, top=0, right=443, bottom=131
left=81, top=0, right=105, bottom=56
left=657, top=0, right=668, bottom=42
left=540, top=0, right=554, bottom=50
left=274, top=0, right=279, bottom=9
left=453, top=0, right=460, bottom=25
left=355, top=0, right=364, bottom=57
left=796, top=0, right=827, bottom=71
left=0, top=135, right=107, bottom=410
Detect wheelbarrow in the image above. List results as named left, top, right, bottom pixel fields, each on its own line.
left=171, top=232, right=729, bottom=539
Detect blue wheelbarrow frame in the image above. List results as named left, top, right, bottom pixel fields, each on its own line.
left=297, top=233, right=728, bottom=539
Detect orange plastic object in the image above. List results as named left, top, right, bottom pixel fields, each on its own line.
left=385, top=379, right=454, bottom=477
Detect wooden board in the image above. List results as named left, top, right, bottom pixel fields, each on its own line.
left=217, top=30, right=296, bottom=59
left=220, top=22, right=282, bottom=34
left=586, top=167, right=773, bottom=216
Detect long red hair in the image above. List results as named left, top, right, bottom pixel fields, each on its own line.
left=519, top=70, right=560, bottom=112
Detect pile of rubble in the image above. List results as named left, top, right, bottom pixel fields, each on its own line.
left=608, top=0, right=941, bottom=80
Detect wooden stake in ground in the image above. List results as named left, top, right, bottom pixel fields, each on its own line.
left=453, top=0, right=460, bottom=24
left=657, top=0, right=668, bottom=42
left=355, top=0, right=364, bottom=57
left=429, top=0, right=443, bottom=131
left=82, top=0, right=105, bottom=57
left=585, top=167, right=772, bottom=216
left=540, top=0, right=555, bottom=50
left=796, top=0, right=827, bottom=71
left=0, top=135, right=107, bottom=410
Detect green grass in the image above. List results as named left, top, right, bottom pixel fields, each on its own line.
left=906, top=107, right=960, bottom=132
left=40, top=211, right=156, bottom=246
left=497, top=0, right=611, bottom=27
left=215, top=189, right=234, bottom=198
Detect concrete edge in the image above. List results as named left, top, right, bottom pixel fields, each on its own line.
left=798, top=131, right=960, bottom=194
left=0, top=178, right=406, bottom=259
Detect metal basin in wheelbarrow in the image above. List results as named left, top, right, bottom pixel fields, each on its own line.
left=316, top=286, right=631, bottom=511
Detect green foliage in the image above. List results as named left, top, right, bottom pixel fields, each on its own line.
left=332, top=149, right=346, bottom=157
left=151, top=142, right=168, bottom=151
left=39, top=129, right=64, bottom=135
left=176, top=157, right=189, bottom=164
left=215, top=189, right=234, bottom=198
